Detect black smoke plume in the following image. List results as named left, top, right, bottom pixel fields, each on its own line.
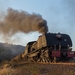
left=0, top=8, right=48, bottom=35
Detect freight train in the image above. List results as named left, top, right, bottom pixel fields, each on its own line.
left=12, top=32, right=75, bottom=62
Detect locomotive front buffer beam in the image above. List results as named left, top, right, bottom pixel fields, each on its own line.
left=52, top=50, right=75, bottom=61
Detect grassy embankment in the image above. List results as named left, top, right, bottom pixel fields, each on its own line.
left=0, top=61, right=75, bottom=75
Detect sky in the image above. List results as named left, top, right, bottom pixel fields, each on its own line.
left=0, top=0, right=75, bottom=50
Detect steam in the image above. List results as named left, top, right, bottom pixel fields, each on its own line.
left=0, top=8, right=48, bottom=35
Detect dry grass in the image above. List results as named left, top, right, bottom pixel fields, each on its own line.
left=0, top=68, right=15, bottom=75
left=0, top=61, right=75, bottom=75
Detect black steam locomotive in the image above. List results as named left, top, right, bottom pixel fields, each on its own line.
left=13, top=32, right=75, bottom=62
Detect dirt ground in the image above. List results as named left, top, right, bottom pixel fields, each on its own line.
left=0, top=61, right=75, bottom=75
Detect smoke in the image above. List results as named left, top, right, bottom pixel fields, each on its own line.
left=0, top=8, right=48, bottom=35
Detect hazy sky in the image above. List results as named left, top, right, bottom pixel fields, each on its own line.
left=0, top=0, right=75, bottom=50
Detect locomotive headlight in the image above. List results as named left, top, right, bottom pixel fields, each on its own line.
left=70, top=52, right=74, bottom=54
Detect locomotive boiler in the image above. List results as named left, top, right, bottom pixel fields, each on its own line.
left=12, top=32, right=75, bottom=62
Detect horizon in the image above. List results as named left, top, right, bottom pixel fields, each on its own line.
left=0, top=0, right=75, bottom=50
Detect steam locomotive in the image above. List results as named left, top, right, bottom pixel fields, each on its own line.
left=13, top=32, right=75, bottom=62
